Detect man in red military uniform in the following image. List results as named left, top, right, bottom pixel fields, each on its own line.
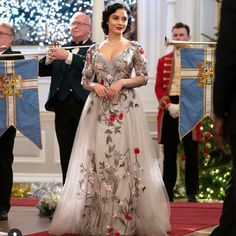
left=155, top=22, right=201, bottom=202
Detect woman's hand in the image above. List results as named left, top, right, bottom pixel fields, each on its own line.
left=92, top=83, right=108, bottom=99
left=107, top=80, right=124, bottom=100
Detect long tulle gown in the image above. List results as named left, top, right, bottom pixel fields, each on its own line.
left=49, top=41, right=171, bottom=236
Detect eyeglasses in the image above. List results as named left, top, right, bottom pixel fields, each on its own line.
left=0, top=31, right=12, bottom=37
left=71, top=22, right=90, bottom=27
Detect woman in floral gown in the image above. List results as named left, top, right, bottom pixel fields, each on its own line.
left=49, top=1, right=171, bottom=236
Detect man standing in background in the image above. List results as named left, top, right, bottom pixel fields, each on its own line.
left=39, top=12, right=93, bottom=184
left=155, top=22, right=200, bottom=202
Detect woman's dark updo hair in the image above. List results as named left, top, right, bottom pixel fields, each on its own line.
left=101, top=2, right=132, bottom=35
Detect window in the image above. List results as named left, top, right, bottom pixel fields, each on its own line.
left=0, top=0, right=137, bottom=45
left=0, top=0, right=92, bottom=45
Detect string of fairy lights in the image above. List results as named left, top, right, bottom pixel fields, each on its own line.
left=0, top=0, right=92, bottom=45
left=0, top=0, right=136, bottom=46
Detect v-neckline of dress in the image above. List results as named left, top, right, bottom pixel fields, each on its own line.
left=97, top=42, right=132, bottom=66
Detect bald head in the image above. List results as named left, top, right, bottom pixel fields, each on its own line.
left=70, top=12, right=92, bottom=43
left=70, top=12, right=92, bottom=26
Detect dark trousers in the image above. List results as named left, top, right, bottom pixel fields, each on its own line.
left=54, top=94, right=85, bottom=184
left=0, top=126, right=16, bottom=212
left=210, top=135, right=236, bottom=236
left=162, top=96, right=199, bottom=201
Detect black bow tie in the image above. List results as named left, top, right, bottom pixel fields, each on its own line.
left=71, top=41, right=83, bottom=46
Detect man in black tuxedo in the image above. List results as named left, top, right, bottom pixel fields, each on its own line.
left=210, top=0, right=236, bottom=235
left=39, top=12, right=93, bottom=184
left=0, top=22, right=24, bottom=220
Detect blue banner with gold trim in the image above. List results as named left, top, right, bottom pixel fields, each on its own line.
left=0, top=59, right=42, bottom=149
left=179, top=47, right=215, bottom=139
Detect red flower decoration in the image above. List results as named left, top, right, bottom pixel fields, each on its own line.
left=204, top=147, right=210, bottom=154
left=203, top=131, right=212, bottom=141
left=118, top=112, right=123, bottom=120
left=114, top=232, right=121, bottom=236
left=107, top=227, right=114, bottom=233
left=134, top=147, right=140, bottom=154
left=100, top=79, right=104, bottom=85
left=109, top=114, right=116, bottom=122
left=140, top=48, right=145, bottom=54
left=125, top=214, right=132, bottom=221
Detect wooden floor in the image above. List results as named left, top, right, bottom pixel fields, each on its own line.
left=0, top=206, right=50, bottom=235
left=0, top=206, right=217, bottom=236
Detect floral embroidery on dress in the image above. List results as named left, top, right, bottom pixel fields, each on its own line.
left=78, top=98, right=145, bottom=234
left=78, top=144, right=145, bottom=235
left=76, top=41, right=149, bottom=235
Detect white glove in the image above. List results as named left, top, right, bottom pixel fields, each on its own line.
left=167, top=103, right=179, bottom=119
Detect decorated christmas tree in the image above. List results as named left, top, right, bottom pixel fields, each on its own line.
left=198, top=117, right=231, bottom=200
left=176, top=117, right=232, bottom=200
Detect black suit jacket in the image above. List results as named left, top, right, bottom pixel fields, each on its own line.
left=38, top=39, right=94, bottom=111
left=214, top=0, right=236, bottom=135
left=0, top=48, right=24, bottom=60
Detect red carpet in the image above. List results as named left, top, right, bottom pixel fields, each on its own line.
left=169, top=202, right=222, bottom=235
left=11, top=199, right=222, bottom=236
left=11, top=198, right=39, bottom=206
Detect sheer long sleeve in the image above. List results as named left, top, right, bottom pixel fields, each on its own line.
left=82, top=44, right=96, bottom=91
left=132, top=42, right=148, bottom=85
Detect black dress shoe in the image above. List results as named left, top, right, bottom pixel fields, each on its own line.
left=0, top=210, right=8, bottom=220
left=187, top=194, right=198, bottom=202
